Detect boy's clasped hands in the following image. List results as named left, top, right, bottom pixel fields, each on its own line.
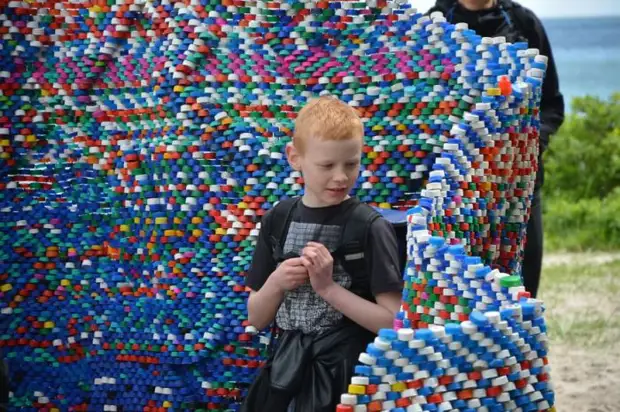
left=270, top=242, right=334, bottom=295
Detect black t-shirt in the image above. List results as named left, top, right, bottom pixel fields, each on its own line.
left=246, top=197, right=403, bottom=334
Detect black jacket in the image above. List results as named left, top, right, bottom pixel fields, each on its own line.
left=427, top=0, right=565, bottom=187
left=240, top=323, right=375, bottom=412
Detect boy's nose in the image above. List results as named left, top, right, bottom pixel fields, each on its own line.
left=333, top=172, right=348, bottom=183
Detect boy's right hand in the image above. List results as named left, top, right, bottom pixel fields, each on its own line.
left=268, top=257, right=309, bottom=292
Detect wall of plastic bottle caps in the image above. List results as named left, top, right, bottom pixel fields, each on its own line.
left=0, top=0, right=554, bottom=410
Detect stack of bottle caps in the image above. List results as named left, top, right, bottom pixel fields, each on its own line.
left=337, top=169, right=555, bottom=411
left=338, top=304, right=553, bottom=412
left=337, top=16, right=554, bottom=407
left=0, top=0, right=551, bottom=410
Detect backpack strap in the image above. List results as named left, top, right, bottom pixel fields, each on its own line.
left=337, top=201, right=381, bottom=263
left=333, top=200, right=382, bottom=301
left=267, top=197, right=301, bottom=263
left=263, top=197, right=301, bottom=354
left=497, top=0, right=530, bottom=40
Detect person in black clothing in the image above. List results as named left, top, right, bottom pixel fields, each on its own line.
left=426, top=0, right=565, bottom=298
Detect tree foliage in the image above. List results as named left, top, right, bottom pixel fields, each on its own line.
left=543, top=93, right=620, bottom=250
left=544, top=93, right=620, bottom=200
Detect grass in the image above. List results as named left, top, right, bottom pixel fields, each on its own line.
left=545, top=232, right=620, bottom=253
left=542, top=193, right=620, bottom=253
left=539, top=258, right=620, bottom=347
left=545, top=229, right=620, bottom=253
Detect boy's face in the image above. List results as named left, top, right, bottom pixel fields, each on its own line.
left=286, top=136, right=362, bottom=208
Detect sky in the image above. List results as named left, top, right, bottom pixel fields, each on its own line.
left=409, top=0, right=620, bottom=18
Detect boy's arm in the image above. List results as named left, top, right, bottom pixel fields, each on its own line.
left=247, top=284, right=285, bottom=331
left=302, top=218, right=403, bottom=334
left=316, top=285, right=401, bottom=334
left=245, top=210, right=310, bottom=330
left=247, top=257, right=310, bottom=330
left=245, top=212, right=281, bottom=330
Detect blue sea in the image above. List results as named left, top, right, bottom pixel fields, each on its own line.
left=542, top=16, right=620, bottom=109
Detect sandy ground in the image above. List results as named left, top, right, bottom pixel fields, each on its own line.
left=542, top=252, right=620, bottom=412
left=548, top=345, right=620, bottom=412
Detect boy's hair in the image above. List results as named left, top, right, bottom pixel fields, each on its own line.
left=293, top=96, right=364, bottom=153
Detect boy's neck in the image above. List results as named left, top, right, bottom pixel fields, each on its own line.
left=301, top=194, right=351, bottom=208
left=458, top=0, right=497, bottom=11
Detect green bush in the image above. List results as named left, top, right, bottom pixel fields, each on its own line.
left=544, top=188, right=620, bottom=251
left=544, top=93, right=620, bottom=200
left=542, top=93, right=620, bottom=251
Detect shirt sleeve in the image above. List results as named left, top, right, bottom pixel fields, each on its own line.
left=245, top=210, right=277, bottom=292
left=366, top=217, right=404, bottom=296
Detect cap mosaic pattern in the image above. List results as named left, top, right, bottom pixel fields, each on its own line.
left=0, top=0, right=553, bottom=410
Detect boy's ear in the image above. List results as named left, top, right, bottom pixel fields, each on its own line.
left=286, top=143, right=301, bottom=171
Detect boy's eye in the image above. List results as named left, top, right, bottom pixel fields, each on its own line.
left=319, top=162, right=358, bottom=169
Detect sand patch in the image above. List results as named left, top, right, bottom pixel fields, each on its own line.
left=549, top=344, right=620, bottom=412
left=540, top=255, right=620, bottom=411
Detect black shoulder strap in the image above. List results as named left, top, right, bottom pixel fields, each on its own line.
left=332, top=200, right=382, bottom=302
left=498, top=0, right=529, bottom=35
left=267, top=197, right=301, bottom=263
left=337, top=200, right=382, bottom=262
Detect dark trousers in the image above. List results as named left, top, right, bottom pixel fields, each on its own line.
left=0, top=359, right=8, bottom=412
left=522, top=189, right=543, bottom=298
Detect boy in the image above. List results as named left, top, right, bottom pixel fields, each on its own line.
left=241, top=96, right=403, bottom=412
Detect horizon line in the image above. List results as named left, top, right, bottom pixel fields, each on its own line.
left=540, top=14, right=620, bottom=19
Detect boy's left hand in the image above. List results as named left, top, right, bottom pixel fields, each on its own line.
left=301, top=242, right=334, bottom=295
